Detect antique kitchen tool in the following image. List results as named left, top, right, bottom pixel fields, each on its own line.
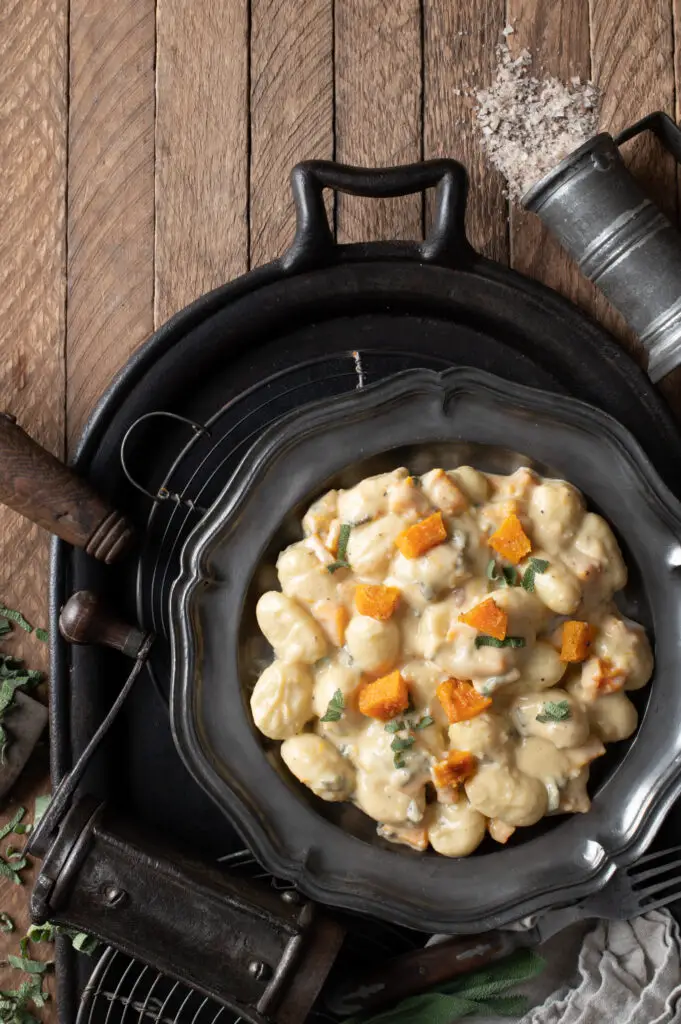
left=523, top=111, right=681, bottom=382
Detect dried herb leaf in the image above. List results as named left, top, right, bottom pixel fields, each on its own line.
left=320, top=689, right=345, bottom=723
left=0, top=810, right=26, bottom=842
left=521, top=557, right=549, bottom=593
left=475, top=635, right=526, bottom=649
left=415, top=716, right=435, bottom=730
left=6, top=958, right=49, bottom=977
left=326, top=560, right=351, bottom=574
left=0, top=915, right=14, bottom=934
left=536, top=700, right=571, bottom=724
left=384, top=720, right=404, bottom=734
left=0, top=609, right=32, bottom=634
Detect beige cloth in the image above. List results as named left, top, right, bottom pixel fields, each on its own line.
left=478, top=911, right=681, bottom=1024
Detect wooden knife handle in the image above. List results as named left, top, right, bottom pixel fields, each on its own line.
left=60, top=591, right=148, bottom=658
left=325, top=931, right=519, bottom=1017
left=0, top=413, right=133, bottom=564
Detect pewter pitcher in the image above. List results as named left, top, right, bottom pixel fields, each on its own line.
left=522, top=112, right=681, bottom=382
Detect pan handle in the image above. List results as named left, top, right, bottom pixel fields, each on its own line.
left=282, top=159, right=474, bottom=272
left=0, top=413, right=133, bottom=564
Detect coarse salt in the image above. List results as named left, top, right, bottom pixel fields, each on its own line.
left=474, top=45, right=600, bottom=200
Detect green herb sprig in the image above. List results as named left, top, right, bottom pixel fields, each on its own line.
left=487, top=560, right=518, bottom=587
left=320, top=689, right=345, bottom=723
left=521, top=558, right=550, bottom=593
left=536, top=700, right=571, bottom=723
left=475, top=635, right=526, bottom=649
left=327, top=524, right=352, bottom=573
left=0, top=607, right=48, bottom=643
left=391, top=733, right=415, bottom=769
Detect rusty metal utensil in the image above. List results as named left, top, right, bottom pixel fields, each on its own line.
left=522, top=111, right=681, bottom=383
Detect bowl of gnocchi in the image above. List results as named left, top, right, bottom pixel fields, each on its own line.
left=170, top=367, right=681, bottom=932
left=250, top=463, right=653, bottom=858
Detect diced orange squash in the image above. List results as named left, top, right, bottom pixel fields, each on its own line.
left=560, top=620, right=595, bottom=663
left=436, top=679, right=492, bottom=724
left=488, top=513, right=532, bottom=565
left=355, top=584, right=401, bottom=621
left=594, top=657, right=626, bottom=695
left=377, top=823, right=429, bottom=851
left=459, top=597, right=508, bottom=641
left=357, top=670, right=409, bottom=721
left=432, top=750, right=477, bottom=789
left=395, top=511, right=447, bottom=559
left=312, top=600, right=349, bottom=646
left=488, top=819, right=516, bottom=844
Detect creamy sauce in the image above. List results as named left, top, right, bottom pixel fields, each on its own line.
left=250, top=466, right=652, bottom=856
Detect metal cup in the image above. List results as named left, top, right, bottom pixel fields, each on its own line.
left=522, top=113, right=681, bottom=382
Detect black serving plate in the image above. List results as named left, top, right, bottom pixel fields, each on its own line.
left=170, top=367, right=681, bottom=932
left=48, top=160, right=681, bottom=1020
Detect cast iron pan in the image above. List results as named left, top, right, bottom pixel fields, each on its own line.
left=169, top=366, right=681, bottom=933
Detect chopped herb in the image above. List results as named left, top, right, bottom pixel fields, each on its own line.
left=393, top=754, right=406, bottom=769
left=415, top=715, right=435, bottom=730
left=6, top=957, right=50, bottom=977
left=0, top=914, right=13, bottom=934
left=502, top=566, right=518, bottom=586
left=0, top=809, right=26, bottom=842
left=34, top=630, right=48, bottom=644
left=390, top=736, right=415, bottom=753
left=384, top=720, right=404, bottom=734
left=0, top=608, right=32, bottom=634
left=536, top=700, right=571, bottom=724
left=522, top=557, right=550, bottom=593
left=327, top=560, right=350, bottom=574
left=27, top=922, right=98, bottom=956
left=320, top=689, right=345, bottom=723
left=0, top=620, right=10, bottom=638
left=475, top=635, right=526, bottom=648
left=0, top=977, right=49, bottom=1024
left=5, top=850, right=23, bottom=862
left=487, top=560, right=519, bottom=588
left=327, top=524, right=352, bottom=573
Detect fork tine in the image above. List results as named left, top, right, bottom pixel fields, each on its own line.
left=630, top=855, right=681, bottom=885
left=634, top=875, right=681, bottom=899
left=636, top=888, right=681, bottom=914
left=629, top=844, right=681, bottom=872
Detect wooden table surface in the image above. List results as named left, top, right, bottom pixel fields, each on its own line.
left=2, top=0, right=681, bottom=1017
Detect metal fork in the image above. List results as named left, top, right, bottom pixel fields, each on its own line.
left=326, top=843, right=681, bottom=1018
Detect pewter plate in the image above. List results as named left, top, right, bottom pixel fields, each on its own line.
left=169, top=368, right=681, bottom=932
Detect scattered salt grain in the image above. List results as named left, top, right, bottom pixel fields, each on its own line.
left=474, top=45, right=600, bottom=200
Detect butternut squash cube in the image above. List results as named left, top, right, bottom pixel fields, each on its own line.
left=357, top=670, right=409, bottom=721
left=488, top=513, right=532, bottom=565
left=395, top=512, right=447, bottom=559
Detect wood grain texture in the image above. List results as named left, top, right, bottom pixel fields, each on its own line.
left=67, top=0, right=156, bottom=449
left=0, top=0, right=67, bottom=667
left=155, top=0, right=249, bottom=324
left=250, top=0, right=333, bottom=265
left=506, top=0, right=596, bottom=314
left=590, top=0, right=677, bottom=396
left=0, top=0, right=66, bottom=1014
left=423, top=0, right=508, bottom=262
left=335, top=0, right=423, bottom=243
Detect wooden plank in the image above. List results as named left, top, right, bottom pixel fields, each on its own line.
left=506, top=0, right=595, bottom=314
left=250, top=0, right=333, bottom=265
left=155, top=0, right=249, bottom=324
left=423, top=0, right=508, bottom=262
left=67, top=0, right=156, bottom=448
left=0, top=0, right=67, bottom=671
left=590, top=0, right=679, bottom=410
left=335, top=0, right=422, bottom=244
left=0, top=0, right=67, bottom=1010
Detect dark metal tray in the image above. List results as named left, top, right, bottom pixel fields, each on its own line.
left=47, top=159, right=681, bottom=1020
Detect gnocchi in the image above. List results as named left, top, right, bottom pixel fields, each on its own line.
left=251, top=464, right=653, bottom=856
